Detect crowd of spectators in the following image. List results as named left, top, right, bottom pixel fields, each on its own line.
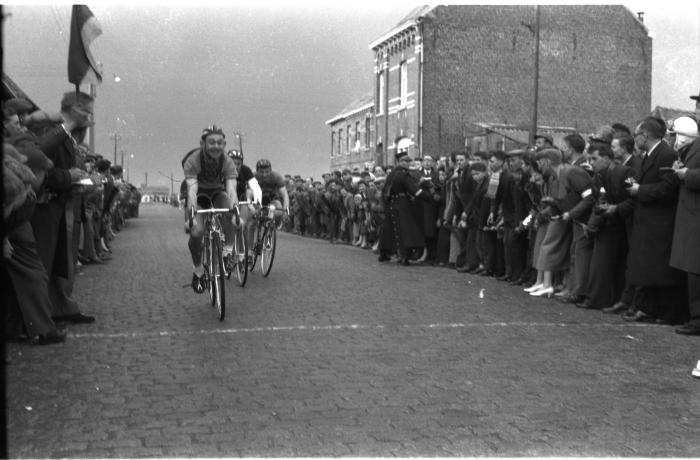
left=281, top=93, right=700, bottom=339
left=3, top=93, right=141, bottom=345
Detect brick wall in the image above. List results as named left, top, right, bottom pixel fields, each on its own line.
left=421, top=4, right=651, bottom=156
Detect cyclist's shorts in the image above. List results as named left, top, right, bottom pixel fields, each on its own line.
left=196, top=188, right=229, bottom=208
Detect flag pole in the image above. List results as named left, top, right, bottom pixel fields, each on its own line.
left=89, top=83, right=96, bottom=154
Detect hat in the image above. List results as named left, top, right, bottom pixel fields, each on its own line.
left=535, top=148, right=562, bottom=165
left=395, top=151, right=409, bottom=161
left=670, top=116, right=699, bottom=137
left=534, top=133, right=553, bottom=145
left=2, top=98, right=34, bottom=118
left=423, top=155, right=434, bottom=161
left=506, top=148, right=527, bottom=157
left=588, top=125, right=615, bottom=145
left=691, top=91, right=700, bottom=101
left=470, top=162, right=487, bottom=172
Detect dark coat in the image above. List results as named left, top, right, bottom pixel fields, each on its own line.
left=626, top=141, right=682, bottom=286
left=416, top=167, right=439, bottom=238
left=31, top=125, right=77, bottom=279
left=670, top=138, right=700, bottom=274
left=379, top=166, right=424, bottom=253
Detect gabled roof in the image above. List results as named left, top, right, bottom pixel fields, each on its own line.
left=368, top=5, right=435, bottom=50
left=325, top=94, right=374, bottom=125
left=2, top=72, right=40, bottom=111
left=651, top=106, right=695, bottom=123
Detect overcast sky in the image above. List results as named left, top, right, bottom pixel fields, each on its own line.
left=3, top=2, right=699, bottom=189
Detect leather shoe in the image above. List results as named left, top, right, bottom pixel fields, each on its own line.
left=602, top=302, right=629, bottom=314
left=622, top=310, right=655, bottom=323
left=495, top=275, right=510, bottom=281
left=54, top=313, right=96, bottom=324
left=377, top=255, right=391, bottom=262
left=675, top=323, right=700, bottom=336
left=559, top=294, right=585, bottom=304
left=456, top=265, right=476, bottom=273
left=478, top=270, right=494, bottom=277
left=576, top=301, right=599, bottom=310
left=30, top=329, right=66, bottom=345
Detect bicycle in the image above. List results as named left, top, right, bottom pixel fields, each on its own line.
left=225, top=201, right=251, bottom=287
left=192, top=206, right=230, bottom=321
left=249, top=204, right=278, bottom=277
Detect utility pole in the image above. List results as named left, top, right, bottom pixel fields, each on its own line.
left=529, top=5, right=541, bottom=146
left=110, top=132, right=121, bottom=165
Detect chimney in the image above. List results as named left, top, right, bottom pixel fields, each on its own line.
left=637, top=11, right=644, bottom=22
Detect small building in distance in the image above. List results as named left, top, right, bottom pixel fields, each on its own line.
left=326, top=94, right=375, bottom=171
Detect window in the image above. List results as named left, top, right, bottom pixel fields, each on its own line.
left=338, top=128, right=343, bottom=154
left=378, top=71, right=385, bottom=115
left=399, top=61, right=408, bottom=107
left=331, top=131, right=336, bottom=156
left=346, top=124, right=351, bottom=154
left=355, top=121, right=360, bottom=149
left=365, top=117, right=371, bottom=148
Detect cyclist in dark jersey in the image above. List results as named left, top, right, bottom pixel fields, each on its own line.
left=255, top=159, right=290, bottom=217
left=183, top=125, right=238, bottom=293
left=227, top=149, right=262, bottom=260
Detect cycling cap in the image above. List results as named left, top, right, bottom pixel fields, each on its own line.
left=201, top=125, right=226, bottom=140
left=256, top=159, right=272, bottom=170
left=228, top=149, right=244, bottom=160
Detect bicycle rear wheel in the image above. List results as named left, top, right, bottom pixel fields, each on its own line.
left=212, top=233, right=226, bottom=321
left=249, top=224, right=261, bottom=272
left=261, top=224, right=276, bottom=277
left=233, top=228, right=248, bottom=287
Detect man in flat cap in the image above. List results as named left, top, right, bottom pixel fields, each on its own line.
left=534, top=133, right=554, bottom=151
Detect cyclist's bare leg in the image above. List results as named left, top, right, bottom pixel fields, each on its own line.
left=188, top=208, right=206, bottom=277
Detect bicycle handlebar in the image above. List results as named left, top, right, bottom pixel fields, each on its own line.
left=196, top=208, right=231, bottom=214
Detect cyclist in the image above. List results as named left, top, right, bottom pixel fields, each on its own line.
left=254, top=159, right=290, bottom=225
left=227, top=149, right=263, bottom=261
left=183, top=125, right=239, bottom=293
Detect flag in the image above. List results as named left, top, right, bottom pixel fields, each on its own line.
left=68, top=5, right=103, bottom=86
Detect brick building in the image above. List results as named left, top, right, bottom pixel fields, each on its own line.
left=327, top=4, right=652, bottom=168
left=326, top=94, right=375, bottom=171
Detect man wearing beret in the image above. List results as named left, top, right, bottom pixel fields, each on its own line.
left=669, top=115, right=700, bottom=335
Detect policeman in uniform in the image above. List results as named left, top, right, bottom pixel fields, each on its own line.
left=378, top=150, right=426, bottom=265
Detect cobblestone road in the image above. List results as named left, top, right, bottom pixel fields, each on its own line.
left=6, top=204, right=700, bottom=457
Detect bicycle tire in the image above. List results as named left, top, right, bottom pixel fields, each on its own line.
left=233, top=228, right=248, bottom=287
left=212, top=232, right=226, bottom=321
left=203, top=233, right=214, bottom=306
left=249, top=224, right=261, bottom=272
left=261, top=223, right=276, bottom=277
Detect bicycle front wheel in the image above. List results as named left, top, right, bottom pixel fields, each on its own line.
left=212, top=232, right=226, bottom=321
left=233, top=228, right=248, bottom=287
left=260, top=224, right=276, bottom=277
left=203, top=234, right=214, bottom=305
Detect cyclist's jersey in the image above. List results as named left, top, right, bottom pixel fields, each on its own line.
left=235, top=164, right=255, bottom=200
left=183, top=148, right=238, bottom=191
left=255, top=170, right=285, bottom=203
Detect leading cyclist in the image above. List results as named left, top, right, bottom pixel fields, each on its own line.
left=253, top=158, right=290, bottom=230
left=183, top=125, right=239, bottom=293
left=227, top=149, right=263, bottom=262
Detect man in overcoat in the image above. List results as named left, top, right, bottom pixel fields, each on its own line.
left=623, top=117, right=685, bottom=324
left=32, top=91, right=95, bottom=323
left=378, top=151, right=425, bottom=265
left=669, top=117, right=700, bottom=335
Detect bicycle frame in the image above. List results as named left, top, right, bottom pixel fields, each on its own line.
left=195, top=207, right=230, bottom=320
